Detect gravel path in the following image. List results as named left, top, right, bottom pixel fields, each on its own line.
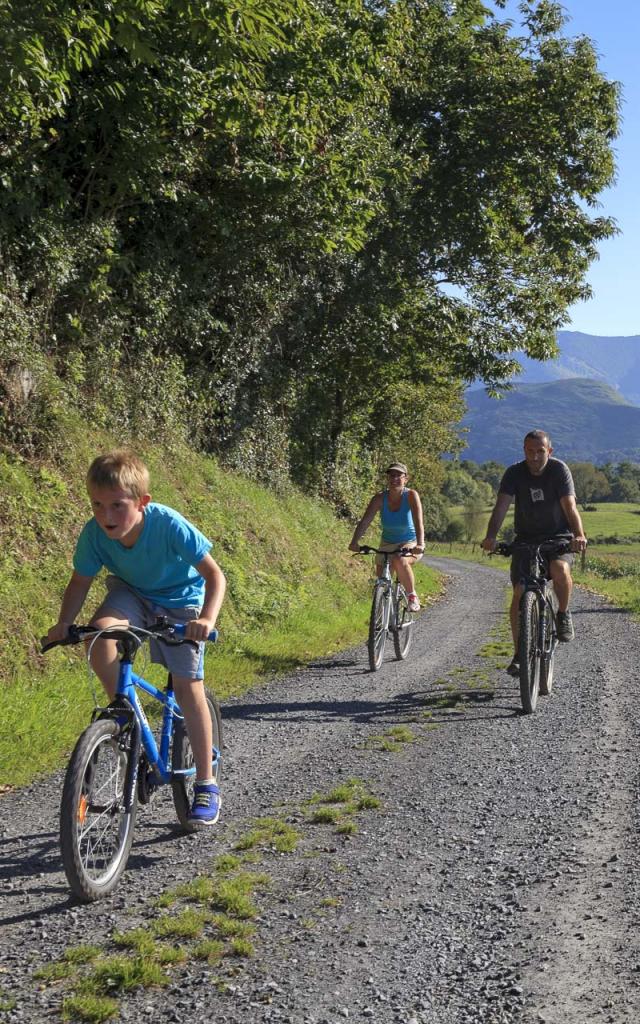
left=1, top=556, right=639, bottom=1024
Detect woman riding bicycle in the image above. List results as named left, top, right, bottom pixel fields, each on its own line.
left=349, top=462, right=425, bottom=611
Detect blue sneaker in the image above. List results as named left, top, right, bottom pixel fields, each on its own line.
left=189, top=782, right=221, bottom=826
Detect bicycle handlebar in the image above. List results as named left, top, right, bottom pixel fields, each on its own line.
left=355, top=545, right=419, bottom=557
left=494, top=539, right=573, bottom=557
left=41, top=619, right=218, bottom=654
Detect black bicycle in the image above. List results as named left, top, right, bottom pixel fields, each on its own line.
left=356, top=546, right=416, bottom=671
left=496, top=539, right=572, bottom=714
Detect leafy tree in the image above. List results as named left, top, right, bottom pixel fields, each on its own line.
left=461, top=496, right=487, bottom=542
left=568, top=462, right=611, bottom=509
left=442, top=466, right=479, bottom=504
left=476, top=461, right=506, bottom=492
left=608, top=463, right=640, bottom=503
left=444, top=518, right=466, bottom=543
left=0, top=0, right=621, bottom=509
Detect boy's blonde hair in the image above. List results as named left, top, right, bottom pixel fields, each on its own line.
left=87, top=451, right=150, bottom=499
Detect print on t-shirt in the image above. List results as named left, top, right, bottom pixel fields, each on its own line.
left=530, top=488, right=545, bottom=502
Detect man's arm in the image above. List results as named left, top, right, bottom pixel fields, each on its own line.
left=559, top=494, right=588, bottom=552
left=480, top=492, right=513, bottom=552
left=186, top=553, right=227, bottom=640
left=47, top=572, right=95, bottom=642
left=349, top=494, right=383, bottom=551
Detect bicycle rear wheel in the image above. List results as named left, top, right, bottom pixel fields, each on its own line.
left=59, top=719, right=137, bottom=902
left=518, top=590, right=541, bottom=714
left=172, top=689, right=222, bottom=832
left=393, top=586, right=414, bottom=661
left=368, top=586, right=388, bottom=671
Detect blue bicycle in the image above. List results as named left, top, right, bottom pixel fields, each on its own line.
left=42, top=619, right=221, bottom=902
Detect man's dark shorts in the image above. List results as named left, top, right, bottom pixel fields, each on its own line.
left=510, top=548, right=574, bottom=586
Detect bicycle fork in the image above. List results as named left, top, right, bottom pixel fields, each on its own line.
left=378, top=582, right=393, bottom=632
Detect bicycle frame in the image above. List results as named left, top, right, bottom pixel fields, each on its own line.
left=108, top=661, right=186, bottom=788
left=374, top=556, right=395, bottom=626
left=83, top=623, right=219, bottom=808
left=513, top=544, right=562, bottom=643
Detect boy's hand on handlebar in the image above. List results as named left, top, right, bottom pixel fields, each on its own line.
left=480, top=537, right=496, bottom=552
left=571, top=535, right=588, bottom=553
left=348, top=540, right=361, bottom=553
left=184, top=617, right=216, bottom=642
left=47, top=621, right=72, bottom=644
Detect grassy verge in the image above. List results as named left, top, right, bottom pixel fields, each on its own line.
left=0, top=432, right=440, bottom=787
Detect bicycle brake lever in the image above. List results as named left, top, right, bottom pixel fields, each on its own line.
left=40, top=623, right=84, bottom=653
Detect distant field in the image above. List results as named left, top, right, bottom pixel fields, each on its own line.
left=427, top=539, right=640, bottom=619
left=449, top=502, right=640, bottom=542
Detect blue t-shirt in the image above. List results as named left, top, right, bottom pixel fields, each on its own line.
left=73, top=503, right=212, bottom=608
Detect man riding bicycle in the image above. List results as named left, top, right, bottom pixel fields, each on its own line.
left=481, top=430, right=587, bottom=676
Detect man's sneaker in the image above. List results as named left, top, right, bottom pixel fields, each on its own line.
left=556, top=610, right=574, bottom=642
left=189, top=783, right=221, bottom=826
left=407, top=593, right=420, bottom=612
left=506, top=655, right=520, bottom=677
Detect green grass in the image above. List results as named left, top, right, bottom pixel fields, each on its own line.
left=62, top=994, right=119, bottom=1023
left=26, top=774, right=386, bottom=1021
left=305, top=778, right=381, bottom=832
left=365, top=724, right=416, bottom=752
left=429, top=533, right=640, bottom=621
left=152, top=909, right=210, bottom=939
left=448, top=501, right=640, bottom=542
left=81, top=956, right=167, bottom=995
left=34, top=853, right=273, bottom=1020
left=0, top=434, right=440, bottom=787
left=234, top=817, right=301, bottom=854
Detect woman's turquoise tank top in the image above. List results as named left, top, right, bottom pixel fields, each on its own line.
left=381, top=489, right=416, bottom=543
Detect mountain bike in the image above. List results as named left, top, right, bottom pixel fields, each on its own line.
left=356, top=546, right=416, bottom=671
left=41, top=619, right=221, bottom=902
left=496, top=539, right=572, bottom=714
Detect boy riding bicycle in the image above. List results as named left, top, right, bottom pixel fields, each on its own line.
left=46, top=450, right=226, bottom=826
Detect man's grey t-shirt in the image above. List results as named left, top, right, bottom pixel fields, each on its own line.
left=499, top=458, right=575, bottom=540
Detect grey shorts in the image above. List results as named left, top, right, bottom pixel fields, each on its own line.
left=510, top=550, right=574, bottom=587
left=93, top=576, right=205, bottom=680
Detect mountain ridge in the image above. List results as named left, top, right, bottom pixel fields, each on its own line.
left=461, top=377, right=640, bottom=464
left=513, top=330, right=640, bottom=405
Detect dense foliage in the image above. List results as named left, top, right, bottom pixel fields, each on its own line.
left=0, top=0, right=620, bottom=513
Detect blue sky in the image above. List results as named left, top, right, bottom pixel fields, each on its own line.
left=497, top=1, right=639, bottom=337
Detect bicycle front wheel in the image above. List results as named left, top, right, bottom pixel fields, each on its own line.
left=540, top=588, right=558, bottom=696
left=59, top=719, right=137, bottom=902
left=518, top=590, right=541, bottom=714
left=368, top=586, right=388, bottom=671
left=393, top=587, right=414, bottom=661
left=172, top=689, right=222, bottom=832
